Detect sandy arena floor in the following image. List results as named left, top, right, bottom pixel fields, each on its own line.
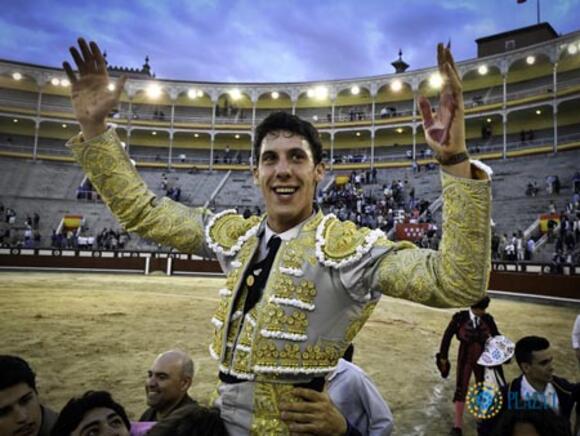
left=0, top=271, right=578, bottom=435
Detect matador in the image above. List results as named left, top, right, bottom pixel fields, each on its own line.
left=63, top=39, right=492, bottom=435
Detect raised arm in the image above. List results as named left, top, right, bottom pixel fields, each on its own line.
left=63, top=39, right=210, bottom=254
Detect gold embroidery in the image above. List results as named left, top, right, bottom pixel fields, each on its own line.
left=345, top=302, right=378, bottom=343
left=323, top=218, right=372, bottom=261
left=261, top=303, right=308, bottom=335
left=250, top=382, right=295, bottom=435
left=282, top=234, right=317, bottom=269
left=209, top=213, right=260, bottom=251
left=270, top=276, right=317, bottom=305
left=253, top=339, right=340, bottom=369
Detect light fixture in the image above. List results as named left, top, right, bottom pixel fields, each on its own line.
left=61, top=79, right=70, bottom=87
left=194, top=133, right=199, bottom=138
left=307, top=89, right=315, bottom=98
left=51, top=78, right=60, bottom=86
left=152, top=131, right=157, bottom=135
left=108, top=83, right=116, bottom=91
left=390, top=80, right=403, bottom=92
left=235, top=134, right=240, bottom=139
left=396, top=127, right=404, bottom=134
left=146, top=84, right=162, bottom=99
left=62, top=123, right=68, bottom=128
left=12, top=72, right=22, bottom=81
left=535, top=109, right=542, bottom=115
left=229, top=89, right=242, bottom=100
left=271, top=91, right=279, bottom=99
left=356, top=132, right=361, bottom=137
left=13, top=119, right=18, bottom=123
left=197, top=90, right=204, bottom=97
left=568, top=44, right=578, bottom=55
left=486, top=118, right=492, bottom=123
left=120, top=142, right=127, bottom=150
left=526, top=55, right=536, bottom=65
left=478, top=65, right=488, bottom=75
left=187, top=89, right=198, bottom=99
left=312, top=115, right=319, bottom=121
left=351, top=85, right=360, bottom=95
left=314, top=86, right=328, bottom=100
left=429, top=73, right=443, bottom=89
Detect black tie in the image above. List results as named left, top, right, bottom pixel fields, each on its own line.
left=243, top=236, right=282, bottom=314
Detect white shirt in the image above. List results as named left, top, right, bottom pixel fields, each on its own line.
left=520, top=375, right=560, bottom=414
left=469, top=308, right=480, bottom=328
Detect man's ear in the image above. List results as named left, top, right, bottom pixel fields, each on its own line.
left=181, top=376, right=192, bottom=392
left=314, top=162, right=326, bottom=183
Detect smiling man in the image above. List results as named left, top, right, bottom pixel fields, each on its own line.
left=0, top=356, right=57, bottom=436
left=140, top=350, right=196, bottom=422
left=63, top=38, right=492, bottom=434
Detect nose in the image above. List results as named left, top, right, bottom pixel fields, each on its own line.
left=275, top=156, right=290, bottom=177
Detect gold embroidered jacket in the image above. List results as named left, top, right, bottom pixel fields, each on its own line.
left=67, top=127, right=491, bottom=382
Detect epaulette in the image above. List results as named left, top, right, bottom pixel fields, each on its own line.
left=205, top=209, right=260, bottom=256
left=315, top=214, right=385, bottom=269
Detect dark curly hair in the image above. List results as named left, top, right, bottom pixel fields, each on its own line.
left=0, top=355, right=36, bottom=391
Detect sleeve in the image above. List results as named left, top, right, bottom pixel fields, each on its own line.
left=367, top=166, right=491, bottom=308
left=358, top=372, right=394, bottom=436
left=66, top=128, right=213, bottom=256
left=572, top=315, right=580, bottom=349
left=439, top=315, right=459, bottom=359
left=488, top=315, right=500, bottom=336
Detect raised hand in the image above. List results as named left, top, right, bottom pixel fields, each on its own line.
left=418, top=43, right=470, bottom=177
left=63, top=38, right=127, bottom=140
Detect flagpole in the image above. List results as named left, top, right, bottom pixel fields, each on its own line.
left=537, top=0, right=541, bottom=23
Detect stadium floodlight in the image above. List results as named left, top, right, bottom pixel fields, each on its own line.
left=429, top=72, right=443, bottom=89
left=568, top=44, right=578, bottom=55
left=235, top=134, right=240, bottom=139
left=146, top=84, right=162, bottom=99
left=12, top=72, right=22, bottom=81
left=351, top=85, right=360, bottom=95
left=312, top=115, right=319, bottom=121
left=13, top=119, right=18, bottom=123
left=535, top=109, right=542, bottom=115
left=526, top=55, right=536, bottom=65
left=61, top=79, right=70, bottom=87
left=307, top=89, right=315, bottom=98
left=152, top=131, right=157, bottom=135
left=187, top=89, right=198, bottom=99
left=62, top=123, right=68, bottom=128
left=51, top=77, right=60, bottom=86
left=108, top=83, right=116, bottom=91
left=229, top=89, right=242, bottom=100
left=478, top=65, right=488, bottom=75
left=314, top=86, right=328, bottom=100
left=271, top=91, right=280, bottom=99
left=486, top=118, right=492, bottom=123
left=356, top=132, right=361, bottom=137
left=197, top=90, right=204, bottom=97
left=390, top=80, right=403, bottom=92
left=194, top=133, right=199, bottom=138
left=396, top=127, right=404, bottom=134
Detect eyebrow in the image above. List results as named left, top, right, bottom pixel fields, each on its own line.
left=79, top=412, right=120, bottom=433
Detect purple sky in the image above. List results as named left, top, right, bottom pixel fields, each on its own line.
left=2, top=0, right=579, bottom=83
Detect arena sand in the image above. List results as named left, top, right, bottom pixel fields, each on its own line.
left=0, top=272, right=578, bottom=435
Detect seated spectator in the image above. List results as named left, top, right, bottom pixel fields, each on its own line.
left=0, top=355, right=57, bottom=436
left=140, top=350, right=195, bottom=422
left=326, top=345, right=394, bottom=435
left=50, top=391, right=130, bottom=436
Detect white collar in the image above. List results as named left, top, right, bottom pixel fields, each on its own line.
left=521, top=375, right=559, bottom=412
left=469, top=309, right=478, bottom=323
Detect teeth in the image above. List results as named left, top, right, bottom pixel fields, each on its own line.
left=274, top=187, right=296, bottom=194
